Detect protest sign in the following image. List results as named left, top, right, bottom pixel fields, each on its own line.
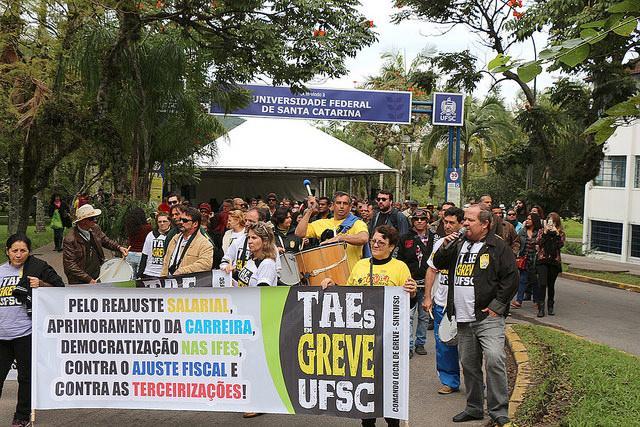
left=32, top=285, right=409, bottom=420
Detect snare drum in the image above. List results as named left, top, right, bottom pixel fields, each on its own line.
left=98, top=258, right=134, bottom=283
left=279, top=252, right=301, bottom=286
left=295, top=243, right=349, bottom=286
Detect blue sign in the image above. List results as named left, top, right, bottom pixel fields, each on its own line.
left=432, top=92, right=464, bottom=127
left=209, top=85, right=412, bottom=124
left=446, top=168, right=461, bottom=184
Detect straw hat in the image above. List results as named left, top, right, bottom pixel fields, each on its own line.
left=74, top=204, right=102, bottom=224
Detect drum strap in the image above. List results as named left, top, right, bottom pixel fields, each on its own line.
left=308, top=252, right=348, bottom=277
left=369, top=260, right=374, bottom=286
left=169, top=232, right=197, bottom=273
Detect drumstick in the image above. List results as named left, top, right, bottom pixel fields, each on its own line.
left=303, top=179, right=313, bottom=196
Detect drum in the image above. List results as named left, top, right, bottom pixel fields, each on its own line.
left=295, top=243, right=349, bottom=286
left=98, top=258, right=134, bottom=283
left=278, top=252, right=300, bottom=286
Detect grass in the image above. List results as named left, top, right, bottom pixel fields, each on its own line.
left=513, top=324, right=640, bottom=426
left=0, top=225, right=54, bottom=263
left=562, top=218, right=583, bottom=240
left=562, top=263, right=640, bottom=287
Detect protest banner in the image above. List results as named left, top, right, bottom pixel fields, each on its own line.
left=32, top=284, right=409, bottom=420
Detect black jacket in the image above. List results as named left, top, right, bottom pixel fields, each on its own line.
left=396, top=229, right=435, bottom=284
left=433, top=231, right=518, bottom=322
left=369, top=208, right=409, bottom=236
left=24, top=256, right=65, bottom=287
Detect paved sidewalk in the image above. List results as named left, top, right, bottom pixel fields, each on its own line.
left=562, top=253, right=640, bottom=275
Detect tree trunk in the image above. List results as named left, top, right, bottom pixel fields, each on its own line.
left=35, top=192, right=46, bottom=233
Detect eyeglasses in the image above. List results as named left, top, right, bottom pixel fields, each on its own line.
left=370, top=239, right=388, bottom=247
left=180, top=218, right=193, bottom=223
left=413, top=217, right=428, bottom=222
left=89, top=217, right=98, bottom=222
left=376, top=197, right=389, bottom=202
left=507, top=213, right=516, bottom=216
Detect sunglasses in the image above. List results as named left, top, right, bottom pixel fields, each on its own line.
left=507, top=213, right=516, bottom=216
left=413, top=217, right=428, bottom=221
left=376, top=197, right=389, bottom=202
left=267, top=199, right=276, bottom=202
left=180, top=218, right=193, bottom=223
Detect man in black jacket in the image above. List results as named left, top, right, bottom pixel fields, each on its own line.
left=369, top=190, right=409, bottom=237
left=397, top=209, right=435, bottom=357
left=432, top=204, right=517, bottom=427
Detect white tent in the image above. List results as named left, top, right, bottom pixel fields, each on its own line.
left=193, top=118, right=396, bottom=201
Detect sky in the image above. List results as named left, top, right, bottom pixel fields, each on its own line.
left=323, top=0, right=558, bottom=109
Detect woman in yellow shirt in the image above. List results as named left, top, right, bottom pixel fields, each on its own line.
left=322, top=225, right=417, bottom=295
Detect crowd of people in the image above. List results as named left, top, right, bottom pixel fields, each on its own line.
left=1, top=188, right=568, bottom=427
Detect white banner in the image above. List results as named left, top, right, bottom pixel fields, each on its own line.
left=32, top=286, right=409, bottom=419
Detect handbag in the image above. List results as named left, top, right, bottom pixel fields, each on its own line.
left=438, top=299, right=458, bottom=346
left=515, top=255, right=527, bottom=270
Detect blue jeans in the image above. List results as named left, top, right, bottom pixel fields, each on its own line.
left=126, top=252, right=142, bottom=276
left=409, top=288, right=428, bottom=350
left=515, top=269, right=528, bottom=303
left=433, top=303, right=460, bottom=389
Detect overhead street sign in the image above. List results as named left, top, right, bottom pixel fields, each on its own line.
left=210, top=85, right=412, bottom=124
left=432, top=92, right=464, bottom=127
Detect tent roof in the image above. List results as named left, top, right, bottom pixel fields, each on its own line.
left=196, top=118, right=396, bottom=176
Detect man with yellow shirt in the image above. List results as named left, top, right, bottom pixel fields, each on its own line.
left=295, top=191, right=369, bottom=272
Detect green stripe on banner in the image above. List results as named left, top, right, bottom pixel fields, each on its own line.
left=261, top=287, right=294, bottom=414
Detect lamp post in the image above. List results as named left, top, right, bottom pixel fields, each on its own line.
left=407, top=140, right=421, bottom=200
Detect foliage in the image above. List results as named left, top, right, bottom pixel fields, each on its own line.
left=564, top=265, right=640, bottom=286
left=563, top=218, right=584, bottom=239
left=492, top=0, right=639, bottom=139
left=0, top=0, right=377, bottom=233
left=0, top=225, right=53, bottom=264
left=514, top=324, right=640, bottom=425
left=95, top=198, right=155, bottom=243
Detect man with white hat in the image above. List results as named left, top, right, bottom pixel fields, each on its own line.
left=63, top=204, right=128, bottom=284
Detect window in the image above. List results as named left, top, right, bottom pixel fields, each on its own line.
left=594, top=156, right=626, bottom=187
left=591, top=220, right=623, bottom=254
left=635, top=156, right=640, bottom=188
left=631, top=225, right=640, bottom=258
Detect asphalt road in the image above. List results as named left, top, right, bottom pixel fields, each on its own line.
left=0, top=334, right=484, bottom=426
left=510, top=276, right=640, bottom=356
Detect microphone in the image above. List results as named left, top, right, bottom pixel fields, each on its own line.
left=303, top=179, right=313, bottom=196
left=444, top=227, right=467, bottom=250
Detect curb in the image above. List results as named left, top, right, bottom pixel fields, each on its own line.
left=559, top=272, right=640, bottom=293
left=505, top=325, right=532, bottom=420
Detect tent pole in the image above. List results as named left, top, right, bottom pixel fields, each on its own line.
left=349, top=176, right=353, bottom=197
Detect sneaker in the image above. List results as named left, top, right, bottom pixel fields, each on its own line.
left=409, top=350, right=414, bottom=359
left=437, top=385, right=459, bottom=395
left=11, top=419, right=31, bottom=427
left=415, top=345, right=428, bottom=355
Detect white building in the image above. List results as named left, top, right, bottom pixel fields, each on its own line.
left=583, top=122, right=640, bottom=264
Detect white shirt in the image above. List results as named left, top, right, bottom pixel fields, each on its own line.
left=428, top=238, right=449, bottom=308
left=453, top=240, right=485, bottom=322
left=221, top=233, right=281, bottom=275
left=237, top=258, right=278, bottom=287
left=141, top=231, right=167, bottom=277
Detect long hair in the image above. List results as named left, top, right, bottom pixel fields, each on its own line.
left=547, top=212, right=564, bottom=234
left=528, top=212, right=542, bottom=232
left=247, top=221, right=277, bottom=260
left=124, top=207, right=148, bottom=236
left=228, top=209, right=246, bottom=228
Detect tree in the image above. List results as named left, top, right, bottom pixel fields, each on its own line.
left=422, top=94, right=518, bottom=196
left=0, top=0, right=377, bottom=233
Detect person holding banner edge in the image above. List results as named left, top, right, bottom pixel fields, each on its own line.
left=1, top=233, right=64, bottom=427
left=321, top=224, right=416, bottom=427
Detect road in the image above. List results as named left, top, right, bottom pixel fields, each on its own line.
left=4, top=244, right=638, bottom=425
left=509, top=276, right=640, bottom=355
left=1, top=333, right=483, bottom=426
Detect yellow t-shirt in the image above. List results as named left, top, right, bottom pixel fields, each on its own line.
left=305, top=217, right=368, bottom=271
left=347, top=258, right=411, bottom=287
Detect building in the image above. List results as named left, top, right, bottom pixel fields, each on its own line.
left=582, top=122, right=640, bottom=264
